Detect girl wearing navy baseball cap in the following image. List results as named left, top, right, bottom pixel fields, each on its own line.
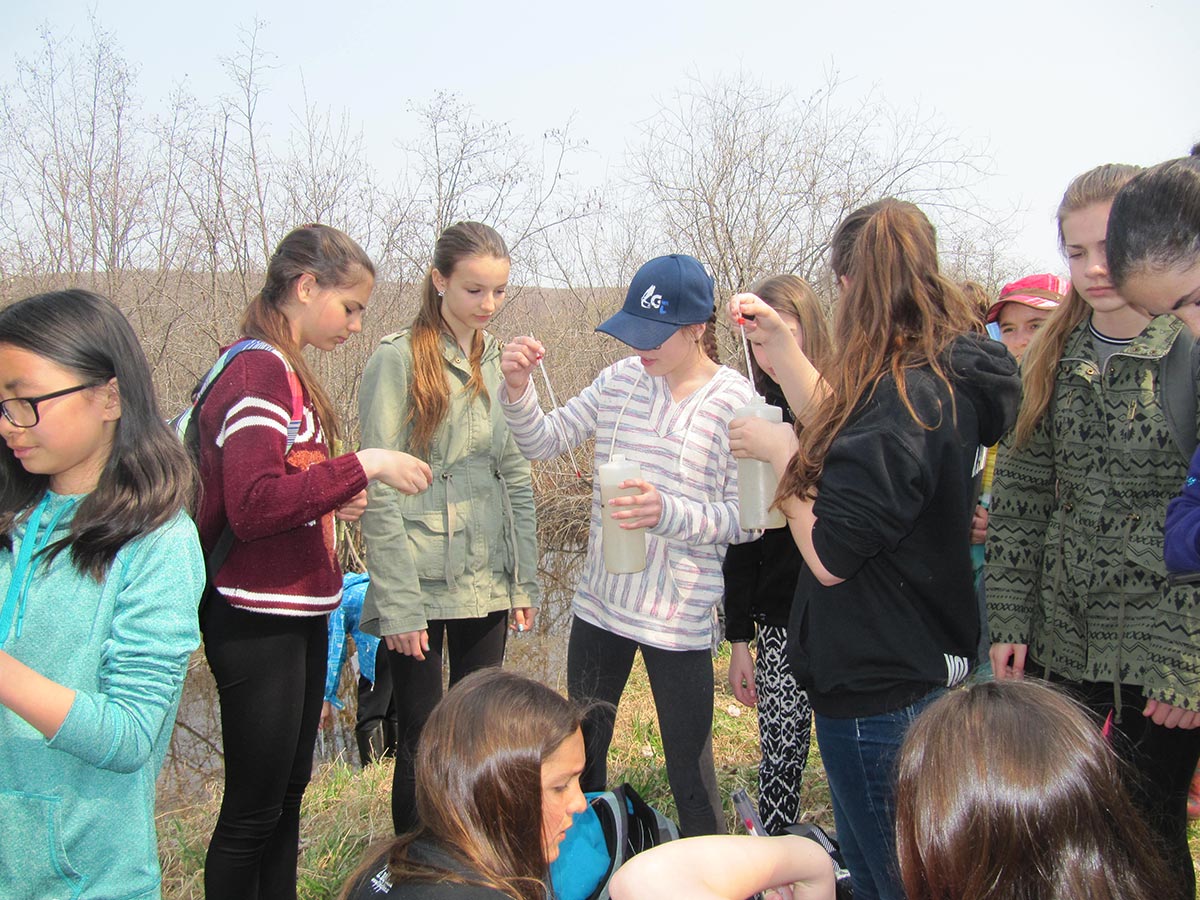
left=500, top=254, right=757, bottom=835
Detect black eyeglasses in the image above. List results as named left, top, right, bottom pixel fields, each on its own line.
left=0, top=383, right=96, bottom=428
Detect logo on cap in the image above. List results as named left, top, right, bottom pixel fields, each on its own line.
left=639, top=285, right=668, bottom=314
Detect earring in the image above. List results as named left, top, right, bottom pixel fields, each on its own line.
left=437, top=291, right=444, bottom=298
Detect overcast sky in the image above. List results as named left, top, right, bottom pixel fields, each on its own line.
left=2, top=0, right=1196, bottom=276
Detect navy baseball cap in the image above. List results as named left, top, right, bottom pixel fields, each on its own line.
left=595, top=254, right=715, bottom=351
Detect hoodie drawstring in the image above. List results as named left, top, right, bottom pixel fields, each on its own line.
left=609, top=368, right=726, bottom=471
left=0, top=494, right=78, bottom=647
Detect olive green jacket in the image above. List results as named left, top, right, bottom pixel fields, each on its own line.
left=986, top=315, right=1200, bottom=708
left=359, top=330, right=539, bottom=636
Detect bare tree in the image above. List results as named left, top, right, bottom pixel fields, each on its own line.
left=399, top=94, right=599, bottom=284
left=626, top=71, right=998, bottom=301
left=0, top=19, right=156, bottom=291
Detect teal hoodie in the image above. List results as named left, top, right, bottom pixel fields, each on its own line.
left=0, top=492, right=203, bottom=899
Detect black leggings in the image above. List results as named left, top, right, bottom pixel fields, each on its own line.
left=1050, top=672, right=1200, bottom=897
left=202, top=599, right=327, bottom=900
left=386, top=611, right=508, bottom=833
left=567, top=616, right=725, bottom=836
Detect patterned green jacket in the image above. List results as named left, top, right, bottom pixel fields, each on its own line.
left=986, top=315, right=1200, bottom=709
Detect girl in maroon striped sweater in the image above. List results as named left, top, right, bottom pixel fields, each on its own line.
left=200, top=224, right=432, bottom=900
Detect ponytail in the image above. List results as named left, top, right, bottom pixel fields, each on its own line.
left=779, top=199, right=975, bottom=500
left=245, top=224, right=375, bottom=444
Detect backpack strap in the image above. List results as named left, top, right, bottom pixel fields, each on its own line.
left=1159, top=327, right=1200, bottom=461
left=189, top=340, right=305, bottom=610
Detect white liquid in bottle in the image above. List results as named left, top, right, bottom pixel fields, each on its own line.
left=597, top=455, right=647, bottom=574
left=735, top=398, right=787, bottom=529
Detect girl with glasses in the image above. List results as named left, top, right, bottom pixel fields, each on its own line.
left=0, top=289, right=203, bottom=899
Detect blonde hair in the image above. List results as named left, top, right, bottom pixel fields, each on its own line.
left=746, top=274, right=832, bottom=391
left=1012, top=164, right=1141, bottom=448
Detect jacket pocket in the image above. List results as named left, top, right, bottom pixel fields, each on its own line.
left=1124, top=510, right=1168, bottom=582
left=0, top=790, right=85, bottom=898
left=402, top=509, right=467, bottom=583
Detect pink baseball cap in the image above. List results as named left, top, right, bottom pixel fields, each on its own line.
left=985, top=274, right=1068, bottom=324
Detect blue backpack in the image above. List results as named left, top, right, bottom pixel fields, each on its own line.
left=549, top=783, right=679, bottom=900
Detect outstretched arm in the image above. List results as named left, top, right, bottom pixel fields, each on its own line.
left=728, top=293, right=825, bottom=423
left=609, top=835, right=835, bottom=900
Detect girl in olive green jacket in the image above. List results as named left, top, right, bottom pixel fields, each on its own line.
left=360, top=222, right=539, bottom=834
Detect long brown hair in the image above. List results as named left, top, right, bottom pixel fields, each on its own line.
left=895, top=680, right=1175, bottom=900
left=778, top=199, right=977, bottom=500
left=241, top=223, right=374, bottom=444
left=1012, top=164, right=1141, bottom=448
left=0, top=290, right=194, bottom=579
left=746, top=274, right=832, bottom=393
left=408, top=221, right=509, bottom=458
left=342, top=670, right=582, bottom=900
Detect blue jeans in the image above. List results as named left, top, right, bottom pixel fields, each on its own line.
left=814, top=690, right=943, bottom=900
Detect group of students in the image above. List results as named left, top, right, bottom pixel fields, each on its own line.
left=0, top=146, right=1199, bottom=900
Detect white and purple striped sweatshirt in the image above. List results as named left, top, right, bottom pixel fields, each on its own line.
left=501, top=357, right=757, bottom=650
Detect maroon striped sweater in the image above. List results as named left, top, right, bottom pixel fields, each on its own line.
left=196, top=348, right=368, bottom=615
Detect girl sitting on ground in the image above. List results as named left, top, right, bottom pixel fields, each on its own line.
left=342, top=669, right=587, bottom=900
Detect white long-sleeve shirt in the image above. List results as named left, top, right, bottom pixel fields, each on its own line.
left=501, top=357, right=757, bottom=650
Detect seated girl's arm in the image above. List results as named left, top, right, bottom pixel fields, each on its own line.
left=609, top=835, right=835, bottom=900
left=1, top=515, right=203, bottom=772
left=499, top=337, right=602, bottom=460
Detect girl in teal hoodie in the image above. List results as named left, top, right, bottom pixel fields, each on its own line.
left=0, top=290, right=205, bottom=899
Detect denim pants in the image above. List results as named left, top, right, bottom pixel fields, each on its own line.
left=814, top=689, right=943, bottom=900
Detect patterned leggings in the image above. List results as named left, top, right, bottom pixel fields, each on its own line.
left=755, top=624, right=813, bottom=834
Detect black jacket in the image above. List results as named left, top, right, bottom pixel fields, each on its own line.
left=724, top=384, right=803, bottom=639
left=787, top=334, right=1020, bottom=717
left=347, top=838, right=509, bottom=899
